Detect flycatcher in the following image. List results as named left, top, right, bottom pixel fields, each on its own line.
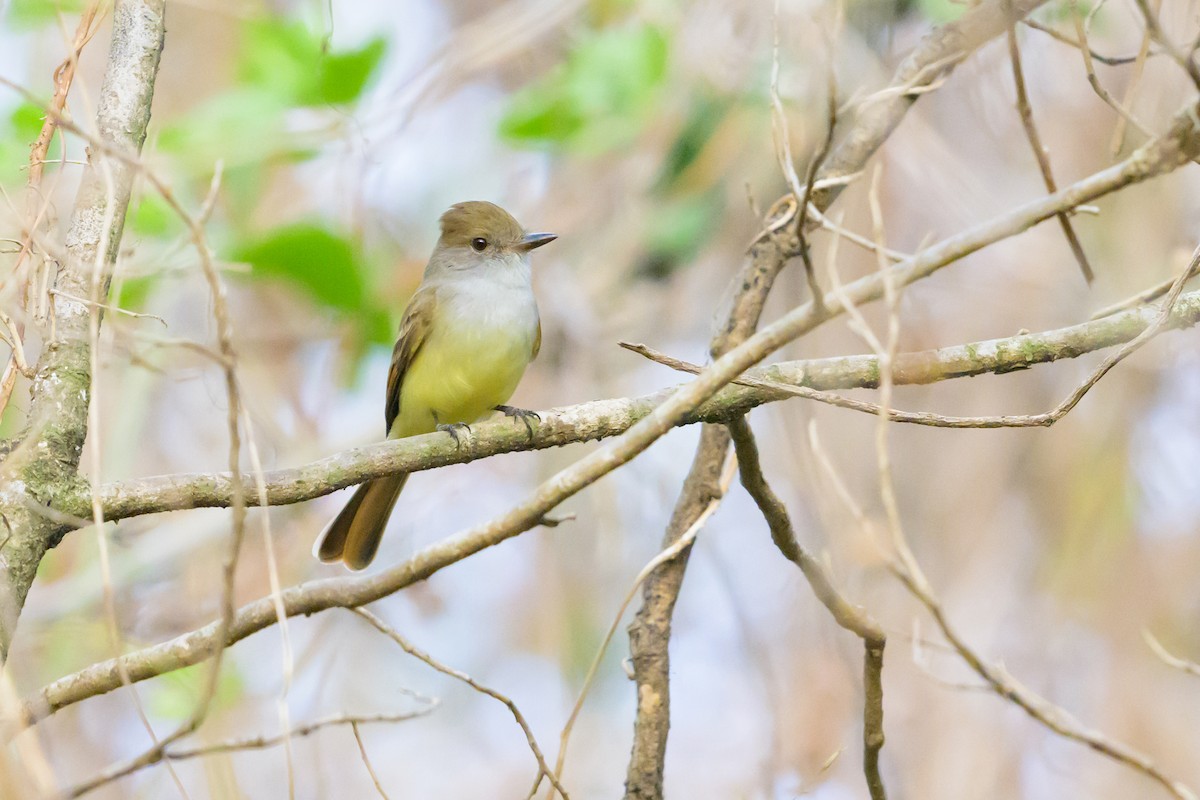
left=315, top=201, right=556, bottom=570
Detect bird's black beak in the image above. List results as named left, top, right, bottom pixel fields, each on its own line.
left=517, top=232, right=557, bottom=252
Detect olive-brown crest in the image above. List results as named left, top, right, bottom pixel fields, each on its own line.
left=437, top=201, right=525, bottom=251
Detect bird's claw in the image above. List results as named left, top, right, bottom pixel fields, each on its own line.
left=495, top=405, right=539, bottom=439
left=436, top=421, right=472, bottom=449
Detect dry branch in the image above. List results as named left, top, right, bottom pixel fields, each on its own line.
left=623, top=215, right=792, bottom=797
left=809, top=0, right=1050, bottom=215
left=727, top=417, right=887, bottom=799
left=353, top=608, right=568, bottom=800
left=1005, top=10, right=1095, bottom=282
left=163, top=710, right=436, bottom=761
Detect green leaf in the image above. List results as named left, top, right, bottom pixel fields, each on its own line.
left=500, top=24, right=669, bottom=153
left=314, top=37, right=388, bottom=105
left=113, top=275, right=158, bottom=312
left=0, top=101, right=57, bottom=185
left=636, top=188, right=723, bottom=279
left=235, top=223, right=367, bottom=311
left=157, top=87, right=290, bottom=171
left=653, top=92, right=731, bottom=191
left=234, top=224, right=394, bottom=347
left=228, top=224, right=388, bottom=345
left=11, top=101, right=44, bottom=141
left=238, top=18, right=316, bottom=101
left=7, top=0, right=83, bottom=28
left=130, top=193, right=175, bottom=238
left=239, top=17, right=387, bottom=106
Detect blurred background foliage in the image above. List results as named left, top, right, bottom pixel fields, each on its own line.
left=3, top=0, right=1200, bottom=798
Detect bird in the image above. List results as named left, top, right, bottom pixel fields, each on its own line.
left=314, top=201, right=556, bottom=570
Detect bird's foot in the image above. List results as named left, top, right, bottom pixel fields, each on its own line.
left=436, top=421, right=473, bottom=449
left=495, top=405, right=540, bottom=439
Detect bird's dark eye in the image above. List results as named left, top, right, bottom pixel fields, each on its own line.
left=470, top=237, right=488, bottom=252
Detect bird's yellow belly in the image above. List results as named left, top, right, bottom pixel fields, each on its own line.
left=392, top=321, right=533, bottom=438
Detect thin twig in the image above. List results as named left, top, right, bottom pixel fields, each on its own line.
left=0, top=312, right=34, bottom=378
left=547, top=456, right=736, bottom=796
left=46, top=289, right=167, bottom=325
left=1133, top=0, right=1200, bottom=91
left=239, top=402, right=298, bottom=797
left=1089, top=262, right=1193, bottom=319
left=1066, top=1, right=1153, bottom=145
left=1143, top=630, right=1200, bottom=679
left=351, top=722, right=393, bottom=800
left=0, top=0, right=105, bottom=421
left=1020, top=17, right=1141, bottom=65
left=352, top=608, right=569, bottom=800
left=727, top=417, right=887, bottom=799
left=163, top=710, right=435, bottom=760
left=54, top=4, right=188, bottom=799
left=1006, top=6, right=1094, bottom=282
left=769, top=0, right=840, bottom=306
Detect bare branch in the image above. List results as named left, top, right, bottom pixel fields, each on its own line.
left=1143, top=631, right=1200, bottom=679
left=351, top=722, right=393, bottom=800
left=892, top=564, right=1198, bottom=800
left=1021, top=17, right=1142, bottom=65
left=547, top=455, right=735, bottom=797
left=623, top=257, right=1197, bottom=429
left=808, top=0, right=1052, bottom=216
left=622, top=233, right=787, bottom=799
left=352, top=608, right=569, bottom=800
left=1005, top=5, right=1095, bottom=282
left=1066, top=0, right=1153, bottom=145
left=163, top=709, right=436, bottom=761
left=1133, top=0, right=1200, bottom=91
left=727, top=417, right=887, bottom=799
left=835, top=216, right=1199, bottom=800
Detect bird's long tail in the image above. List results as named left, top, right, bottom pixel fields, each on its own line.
left=314, top=474, right=409, bottom=570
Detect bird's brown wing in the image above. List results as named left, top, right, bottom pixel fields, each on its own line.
left=384, top=284, right=438, bottom=435
left=531, top=317, right=542, bottom=360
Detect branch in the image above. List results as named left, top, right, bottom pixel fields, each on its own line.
left=1143, top=630, right=1200, bottom=679
left=0, top=0, right=165, bottom=655
left=727, top=417, right=887, bottom=800
left=352, top=609, right=568, bottom=800
left=69, top=288, right=1200, bottom=522
left=1006, top=5, right=1095, bottom=282
left=808, top=0, right=1052, bottom=217
left=547, top=455, right=735, bottom=795
left=163, top=709, right=436, bottom=761
left=622, top=423, right=734, bottom=799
